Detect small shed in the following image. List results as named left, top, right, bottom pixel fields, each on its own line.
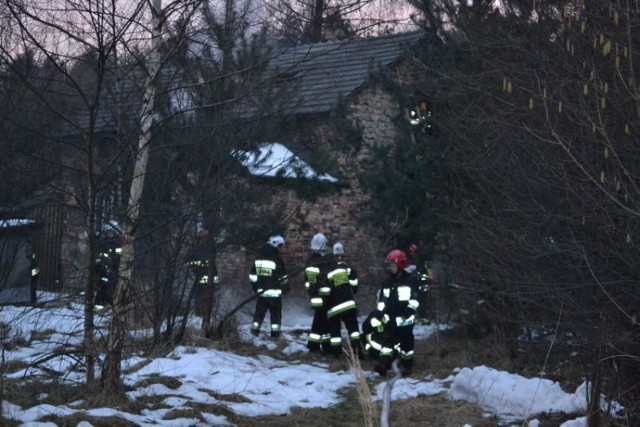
left=0, top=219, right=39, bottom=305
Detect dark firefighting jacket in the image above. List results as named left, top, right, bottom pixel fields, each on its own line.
left=326, top=255, right=358, bottom=318
left=304, top=252, right=333, bottom=308
left=249, top=245, right=288, bottom=298
left=375, top=269, right=420, bottom=327
left=187, top=244, right=219, bottom=286
left=96, top=236, right=122, bottom=286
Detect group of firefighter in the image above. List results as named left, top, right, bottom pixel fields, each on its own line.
left=91, top=222, right=433, bottom=377
left=92, top=221, right=219, bottom=316
left=248, top=232, right=433, bottom=378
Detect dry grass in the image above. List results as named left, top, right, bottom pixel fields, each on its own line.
left=417, top=327, right=512, bottom=373
left=232, top=327, right=590, bottom=427
left=228, top=387, right=497, bottom=427
left=40, top=414, right=138, bottom=426
left=131, top=374, right=182, bottom=390
left=344, top=343, right=378, bottom=427
left=2, top=314, right=594, bottom=427
left=385, top=393, right=497, bottom=427
left=1, top=379, right=88, bottom=409
left=223, top=329, right=512, bottom=427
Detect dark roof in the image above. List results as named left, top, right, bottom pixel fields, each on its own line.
left=66, top=66, right=185, bottom=136
left=65, top=32, right=424, bottom=135
left=269, top=31, right=424, bottom=115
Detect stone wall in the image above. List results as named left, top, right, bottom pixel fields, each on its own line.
left=47, top=65, right=411, bottom=318
left=217, top=75, right=407, bottom=312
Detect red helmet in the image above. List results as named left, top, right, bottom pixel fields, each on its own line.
left=386, top=249, right=409, bottom=269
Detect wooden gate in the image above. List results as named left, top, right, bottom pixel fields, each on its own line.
left=28, top=197, right=64, bottom=292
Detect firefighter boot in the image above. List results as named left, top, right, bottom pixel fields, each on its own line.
left=374, top=363, right=388, bottom=376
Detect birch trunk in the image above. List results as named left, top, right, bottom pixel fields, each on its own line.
left=98, top=0, right=163, bottom=402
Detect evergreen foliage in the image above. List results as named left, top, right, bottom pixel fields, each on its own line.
left=359, top=68, right=452, bottom=250
left=0, top=51, right=62, bottom=207
left=405, top=0, right=640, bottom=420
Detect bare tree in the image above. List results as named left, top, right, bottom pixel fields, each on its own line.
left=388, top=0, right=640, bottom=422
left=0, top=0, right=207, bottom=401
left=0, top=0, right=153, bottom=389
left=98, top=0, right=212, bottom=402
left=264, top=0, right=418, bottom=46
left=163, top=0, right=304, bottom=338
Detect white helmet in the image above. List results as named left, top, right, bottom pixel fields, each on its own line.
left=267, top=235, right=285, bottom=248
left=310, top=233, right=328, bottom=252
left=333, top=242, right=344, bottom=255
left=103, top=220, right=122, bottom=234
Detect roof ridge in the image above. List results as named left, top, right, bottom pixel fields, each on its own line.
left=268, top=30, right=425, bottom=115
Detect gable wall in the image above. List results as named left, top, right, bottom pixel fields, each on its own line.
left=217, top=75, right=407, bottom=308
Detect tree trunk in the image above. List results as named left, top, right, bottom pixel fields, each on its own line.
left=98, top=0, right=162, bottom=403
left=312, top=0, right=324, bottom=42
left=84, top=132, right=98, bottom=386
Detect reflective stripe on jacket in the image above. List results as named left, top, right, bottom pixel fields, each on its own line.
left=376, top=270, right=420, bottom=322
left=250, top=245, right=287, bottom=298
left=304, top=252, right=334, bottom=308
left=326, top=260, right=357, bottom=318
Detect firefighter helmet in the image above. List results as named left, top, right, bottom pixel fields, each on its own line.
left=310, top=233, right=328, bottom=252
left=333, top=242, right=344, bottom=255
left=102, top=220, right=122, bottom=235
left=385, top=249, right=408, bottom=269
left=267, top=235, right=285, bottom=248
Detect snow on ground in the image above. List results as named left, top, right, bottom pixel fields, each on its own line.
left=0, top=292, right=618, bottom=426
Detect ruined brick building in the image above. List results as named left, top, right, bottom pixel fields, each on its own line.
left=221, top=31, right=427, bottom=304
left=8, top=31, right=428, bottom=312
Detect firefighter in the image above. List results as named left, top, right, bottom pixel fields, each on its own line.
left=325, top=242, right=363, bottom=359
left=372, top=249, right=421, bottom=377
left=408, top=242, right=432, bottom=324
left=94, top=220, right=122, bottom=313
left=249, top=235, right=289, bottom=338
left=361, top=309, right=385, bottom=360
left=332, top=242, right=358, bottom=291
left=30, top=252, right=40, bottom=305
left=187, top=227, right=219, bottom=316
left=304, top=233, right=333, bottom=353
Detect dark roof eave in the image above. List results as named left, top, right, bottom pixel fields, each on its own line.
left=246, top=174, right=347, bottom=188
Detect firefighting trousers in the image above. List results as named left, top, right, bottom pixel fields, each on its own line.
left=378, top=323, right=415, bottom=370
left=327, top=308, right=363, bottom=358
left=307, top=307, right=331, bottom=352
left=94, top=280, right=114, bottom=307
left=252, top=297, right=282, bottom=337
left=193, top=282, right=213, bottom=316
